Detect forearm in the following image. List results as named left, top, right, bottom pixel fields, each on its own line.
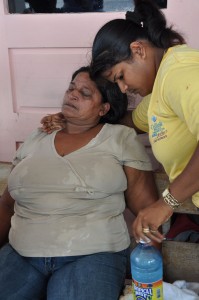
left=131, top=144, right=199, bottom=244
left=0, top=216, right=10, bottom=245
left=129, top=173, right=158, bottom=215
left=125, top=168, right=159, bottom=215
left=0, top=206, right=13, bottom=247
left=0, top=188, right=14, bottom=248
left=166, top=144, right=199, bottom=205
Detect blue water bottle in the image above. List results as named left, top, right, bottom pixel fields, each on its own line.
left=130, top=239, right=163, bottom=300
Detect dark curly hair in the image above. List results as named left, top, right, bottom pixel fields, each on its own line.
left=71, top=66, right=128, bottom=124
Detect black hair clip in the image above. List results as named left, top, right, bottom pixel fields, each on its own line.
left=126, top=11, right=143, bottom=27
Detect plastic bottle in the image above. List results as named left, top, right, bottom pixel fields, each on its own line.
left=130, top=239, right=163, bottom=300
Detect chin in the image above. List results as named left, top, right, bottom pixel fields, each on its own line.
left=138, top=91, right=145, bottom=97
left=140, top=90, right=152, bottom=97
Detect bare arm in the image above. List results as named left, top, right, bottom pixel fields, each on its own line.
left=124, top=166, right=158, bottom=216
left=0, top=186, right=15, bottom=248
left=169, top=143, right=199, bottom=203
left=124, top=166, right=163, bottom=248
left=133, top=144, right=199, bottom=243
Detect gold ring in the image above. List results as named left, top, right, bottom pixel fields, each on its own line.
left=150, top=229, right=158, bottom=234
left=142, top=228, right=150, bottom=234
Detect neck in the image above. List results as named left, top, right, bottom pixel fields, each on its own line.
left=155, top=48, right=166, bottom=71
left=62, top=121, right=102, bottom=135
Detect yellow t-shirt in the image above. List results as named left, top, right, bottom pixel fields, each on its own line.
left=133, top=45, right=199, bottom=207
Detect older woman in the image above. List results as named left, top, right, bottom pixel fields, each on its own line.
left=0, top=66, right=158, bottom=300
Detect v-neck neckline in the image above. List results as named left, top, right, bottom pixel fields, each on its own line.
left=52, top=123, right=108, bottom=157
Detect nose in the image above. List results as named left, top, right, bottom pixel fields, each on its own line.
left=69, top=89, right=78, bottom=100
left=117, top=82, right=128, bottom=94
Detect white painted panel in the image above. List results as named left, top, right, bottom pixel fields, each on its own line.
left=10, top=48, right=90, bottom=112
left=4, top=13, right=125, bottom=48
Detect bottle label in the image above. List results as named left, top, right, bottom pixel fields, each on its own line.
left=132, top=279, right=163, bottom=300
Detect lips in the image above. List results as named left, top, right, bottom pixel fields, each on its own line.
left=63, top=102, right=78, bottom=110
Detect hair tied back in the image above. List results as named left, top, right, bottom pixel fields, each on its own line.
left=125, top=11, right=143, bottom=27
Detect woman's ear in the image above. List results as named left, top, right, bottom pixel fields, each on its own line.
left=129, top=41, right=147, bottom=59
left=99, top=102, right=110, bottom=116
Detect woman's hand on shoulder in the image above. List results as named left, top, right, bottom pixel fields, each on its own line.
left=40, top=112, right=66, bottom=133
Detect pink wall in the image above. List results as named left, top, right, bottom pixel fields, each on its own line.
left=165, top=0, right=199, bottom=48
left=0, top=0, right=199, bottom=162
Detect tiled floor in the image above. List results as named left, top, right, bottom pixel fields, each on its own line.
left=0, top=162, right=12, bottom=196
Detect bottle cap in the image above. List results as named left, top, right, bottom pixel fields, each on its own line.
left=139, top=237, right=151, bottom=244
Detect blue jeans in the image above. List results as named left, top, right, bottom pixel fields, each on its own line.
left=0, top=244, right=128, bottom=300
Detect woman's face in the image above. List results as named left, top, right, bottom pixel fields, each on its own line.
left=103, top=42, right=157, bottom=97
left=62, top=72, right=110, bottom=123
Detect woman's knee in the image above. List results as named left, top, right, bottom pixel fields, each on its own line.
left=48, top=251, right=127, bottom=300
left=76, top=251, right=127, bottom=299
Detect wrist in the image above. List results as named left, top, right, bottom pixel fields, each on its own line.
left=162, top=187, right=181, bottom=210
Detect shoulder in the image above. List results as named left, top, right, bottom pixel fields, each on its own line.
left=170, top=44, right=199, bottom=60
left=105, top=123, right=143, bottom=148
left=22, top=128, right=49, bottom=146
left=106, top=123, right=137, bottom=135
left=161, top=45, right=199, bottom=73
left=107, top=125, right=152, bottom=170
left=105, top=123, right=139, bottom=142
left=12, top=128, right=53, bottom=165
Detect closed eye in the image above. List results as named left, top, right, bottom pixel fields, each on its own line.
left=118, top=75, right=124, bottom=80
left=114, top=74, right=124, bottom=83
left=67, top=87, right=74, bottom=92
left=80, top=88, right=92, bottom=98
